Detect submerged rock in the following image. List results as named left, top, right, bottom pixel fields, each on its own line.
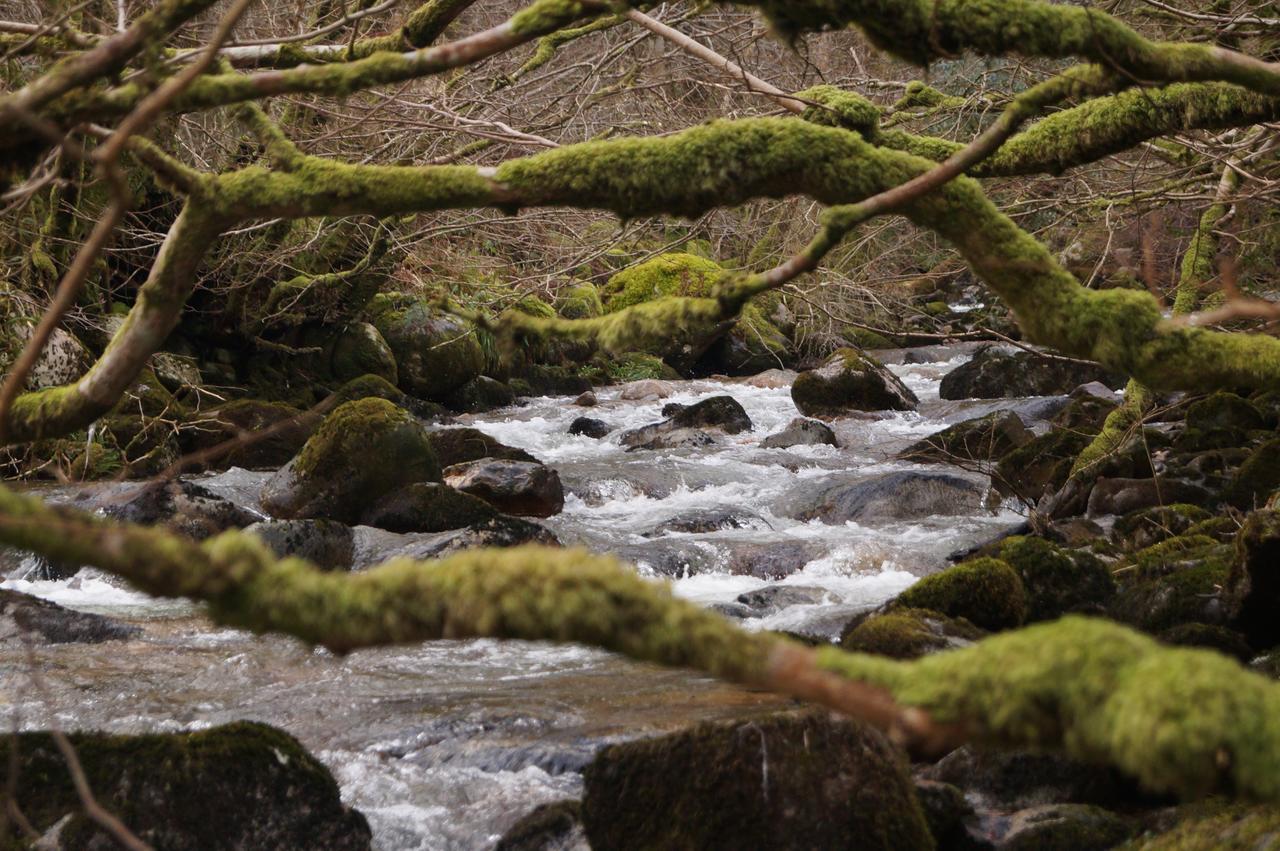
left=793, top=470, right=986, bottom=524
left=760, top=417, right=838, bottom=448
left=261, top=398, right=441, bottom=523
left=735, top=585, right=828, bottom=616
left=360, top=482, right=498, bottom=533
left=791, top=348, right=917, bottom=417
left=938, top=346, right=1121, bottom=400
left=351, top=516, right=559, bottom=567
left=444, top=459, right=565, bottom=518
left=568, top=417, right=611, bottom=439
left=643, top=507, right=770, bottom=537
left=581, top=711, right=932, bottom=851
left=0, top=721, right=371, bottom=850
left=0, top=590, right=140, bottom=644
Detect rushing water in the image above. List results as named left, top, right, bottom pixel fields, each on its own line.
left=0, top=345, right=1062, bottom=850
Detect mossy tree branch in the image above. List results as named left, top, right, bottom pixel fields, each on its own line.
left=2, top=482, right=1280, bottom=800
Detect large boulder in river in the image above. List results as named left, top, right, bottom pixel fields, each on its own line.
left=92, top=480, right=260, bottom=540
left=581, top=711, right=932, bottom=851
left=428, top=427, right=538, bottom=467
left=245, top=519, right=355, bottom=570
left=262, top=398, right=441, bottom=523
left=327, top=320, right=398, bottom=386
left=939, top=346, right=1122, bottom=400
left=761, top=416, right=838, bottom=448
left=793, top=471, right=986, bottom=524
left=840, top=607, right=984, bottom=659
left=444, top=458, right=565, bottom=517
left=0, top=721, right=371, bottom=850
left=361, top=482, right=498, bottom=533
left=619, top=395, right=751, bottom=451
left=366, top=293, right=483, bottom=400
left=900, top=410, right=1032, bottom=464
left=791, top=348, right=917, bottom=417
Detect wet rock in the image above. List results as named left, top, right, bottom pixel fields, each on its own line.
left=997, top=536, right=1115, bottom=622
left=1112, top=504, right=1214, bottom=551
left=444, top=376, right=518, bottom=413
left=0, top=590, right=140, bottom=644
left=581, top=711, right=932, bottom=851
left=660, top=401, right=686, bottom=418
left=644, top=508, right=769, bottom=537
left=794, top=471, right=986, bottom=524
left=894, top=558, right=1027, bottom=631
left=93, top=480, right=260, bottom=540
left=179, top=399, right=316, bottom=470
left=724, top=540, right=814, bottom=579
left=1137, top=803, right=1280, bottom=850
left=1176, top=391, right=1266, bottom=452
left=900, top=410, right=1032, bottom=464
left=573, top=391, right=597, bottom=407
left=708, top=601, right=757, bottom=619
left=4, top=553, right=79, bottom=582
left=913, top=780, right=972, bottom=850
left=328, top=321, right=398, bottom=386
left=735, top=585, right=828, bottom=615
left=994, top=427, right=1092, bottom=501
left=0, top=721, right=371, bottom=850
left=1086, top=477, right=1211, bottom=516
left=367, top=294, right=483, bottom=400
left=1111, top=543, right=1229, bottom=633
left=1158, top=623, right=1253, bottom=661
left=740, top=368, right=797, bottom=389
left=993, top=804, right=1133, bottom=850
left=1225, top=438, right=1280, bottom=509
left=619, top=395, right=751, bottom=450
left=791, top=348, right=918, bottom=417
left=495, top=800, right=587, bottom=851
left=922, top=746, right=1139, bottom=810
left=618, top=379, right=675, bottom=400
left=1225, top=509, right=1280, bottom=648
left=245, top=519, right=355, bottom=570
left=428, top=427, right=539, bottom=467
left=351, top=516, right=559, bottom=567
left=261, top=398, right=441, bottom=523
left=761, top=417, right=838, bottom=449
left=840, top=607, right=984, bottom=659
left=444, top=459, right=565, bottom=518
left=360, top=482, right=497, bottom=533
left=568, top=417, right=611, bottom=439
left=939, top=346, right=1122, bottom=400
left=696, top=310, right=795, bottom=377
left=609, top=540, right=718, bottom=578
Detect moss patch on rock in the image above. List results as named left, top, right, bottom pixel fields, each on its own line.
left=840, top=607, right=985, bottom=659
left=999, top=536, right=1115, bottom=622
left=895, top=557, right=1027, bottom=631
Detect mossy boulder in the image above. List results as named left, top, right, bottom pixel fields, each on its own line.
left=179, top=399, right=315, bottom=470
left=1111, top=536, right=1231, bottom=633
left=791, top=348, right=918, bottom=417
left=360, top=482, right=498, bottom=533
left=366, top=293, right=483, bottom=400
left=0, top=721, right=371, bottom=850
left=939, top=346, right=1122, bottom=400
left=998, top=536, right=1115, bottom=622
left=1158, top=623, right=1253, bottom=661
left=894, top=557, right=1027, bottom=631
left=994, top=427, right=1093, bottom=500
left=556, top=283, right=604, bottom=319
left=1225, top=508, right=1280, bottom=648
left=997, top=803, right=1133, bottom=850
left=261, top=398, right=441, bottom=523
left=594, top=352, right=682, bottom=383
left=697, top=302, right=796, bottom=376
left=1136, top=802, right=1280, bottom=850
left=580, top=710, right=933, bottom=851
left=327, top=321, right=398, bottom=385
left=840, top=607, right=985, bottom=659
left=443, top=375, right=517, bottom=413
left=900, top=410, right=1032, bottom=464
left=1176, top=392, right=1265, bottom=452
left=1112, top=504, right=1214, bottom=552
left=600, top=252, right=725, bottom=311
left=1225, top=438, right=1280, bottom=509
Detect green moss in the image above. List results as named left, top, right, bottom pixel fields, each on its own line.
left=556, top=283, right=603, bottom=319
left=602, top=352, right=681, bottom=382
left=293, top=397, right=434, bottom=481
left=840, top=607, right=984, bottom=659
left=796, top=84, right=881, bottom=138
left=999, top=536, right=1115, bottom=622
left=923, top=300, right=950, bottom=316
left=791, top=347, right=917, bottom=416
left=601, top=253, right=726, bottom=312
left=895, top=557, right=1027, bottom=631
left=1127, top=535, right=1222, bottom=580
left=1226, top=439, right=1280, bottom=509
left=893, top=81, right=966, bottom=111
left=1113, top=504, right=1214, bottom=551
left=1132, top=801, right=1280, bottom=849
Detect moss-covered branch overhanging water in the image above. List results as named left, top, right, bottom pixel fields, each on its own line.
left=2, top=481, right=1279, bottom=801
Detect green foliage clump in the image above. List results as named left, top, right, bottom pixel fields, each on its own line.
left=601, top=253, right=726, bottom=312
left=556, top=282, right=604, bottom=319
left=895, top=557, right=1027, bottom=631
left=893, top=81, right=966, bottom=111
left=998, top=536, right=1115, bottom=622
left=840, top=607, right=984, bottom=659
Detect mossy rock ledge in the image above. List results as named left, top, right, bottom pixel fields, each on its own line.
left=791, top=348, right=918, bottom=418
left=0, top=721, right=371, bottom=850
left=580, top=710, right=933, bottom=851
left=261, top=397, right=441, bottom=523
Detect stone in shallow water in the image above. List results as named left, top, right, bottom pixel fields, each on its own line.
left=444, top=459, right=565, bottom=518
left=761, top=417, right=839, bottom=449
left=791, top=348, right=918, bottom=417
left=791, top=470, right=986, bottom=524
left=619, top=395, right=752, bottom=451
left=245, top=518, right=355, bottom=570
left=0, top=590, right=140, bottom=645
left=568, top=417, right=611, bottom=439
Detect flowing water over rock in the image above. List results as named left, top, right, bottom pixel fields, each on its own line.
left=1, top=345, right=1055, bottom=850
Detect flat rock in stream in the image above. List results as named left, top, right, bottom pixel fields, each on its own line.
left=88, top=480, right=260, bottom=540
left=619, top=395, right=752, bottom=451
left=0, top=590, right=140, bottom=644
left=789, top=471, right=987, bottom=524
left=642, top=507, right=771, bottom=537
left=351, top=517, right=559, bottom=568
left=1, top=721, right=371, bottom=850
left=735, top=585, right=829, bottom=615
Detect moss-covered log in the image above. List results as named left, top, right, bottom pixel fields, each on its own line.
left=2, top=482, right=1280, bottom=800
